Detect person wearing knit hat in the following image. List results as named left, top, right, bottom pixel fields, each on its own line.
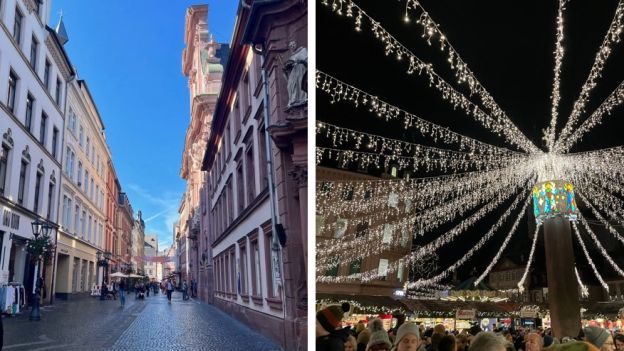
left=358, top=319, right=385, bottom=351
left=547, top=341, right=600, bottom=351
left=583, top=326, right=614, bottom=350
left=367, top=330, right=392, bottom=351
left=317, top=303, right=351, bottom=351
left=392, top=322, right=422, bottom=351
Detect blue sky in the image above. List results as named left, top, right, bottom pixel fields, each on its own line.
left=49, top=1, right=238, bottom=251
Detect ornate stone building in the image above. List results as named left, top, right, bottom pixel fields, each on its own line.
left=199, top=1, right=308, bottom=349
left=178, top=4, right=223, bottom=292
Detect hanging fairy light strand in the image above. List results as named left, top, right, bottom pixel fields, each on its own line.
left=474, top=220, right=538, bottom=287
left=554, top=0, right=624, bottom=151
left=572, top=221, right=610, bottom=291
left=577, top=191, right=624, bottom=245
left=558, top=79, right=624, bottom=153
left=320, top=1, right=539, bottom=154
left=407, top=197, right=530, bottom=289
left=517, top=226, right=540, bottom=293
left=575, top=266, right=590, bottom=298
left=545, top=0, right=569, bottom=151
left=316, top=71, right=523, bottom=155
left=402, top=0, right=540, bottom=153
left=578, top=216, right=624, bottom=277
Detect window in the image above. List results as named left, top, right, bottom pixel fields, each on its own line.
left=239, top=241, right=248, bottom=295
left=86, top=137, right=90, bottom=158
left=51, top=127, right=59, bottom=158
left=25, top=93, right=34, bottom=131
left=245, top=143, right=255, bottom=205
left=378, top=258, right=389, bottom=278
left=30, top=35, right=38, bottom=68
left=81, top=210, right=86, bottom=237
left=325, top=257, right=340, bottom=277
left=47, top=181, right=54, bottom=220
left=33, top=170, right=42, bottom=213
left=44, top=60, right=51, bottom=89
left=74, top=204, right=80, bottom=235
left=79, top=125, right=84, bottom=146
left=68, top=109, right=76, bottom=133
left=17, top=160, right=28, bottom=205
left=7, top=70, right=18, bottom=114
left=257, top=124, right=268, bottom=190
left=349, top=258, right=363, bottom=275
left=55, top=78, right=62, bottom=105
left=39, top=112, right=47, bottom=144
left=0, top=145, right=10, bottom=196
left=88, top=215, right=92, bottom=241
left=35, top=0, right=42, bottom=17
left=236, top=163, right=244, bottom=214
left=62, top=196, right=72, bottom=228
left=13, top=7, right=23, bottom=45
left=90, top=178, right=94, bottom=199
left=227, top=178, right=233, bottom=224
left=251, top=237, right=261, bottom=297
left=77, top=162, right=82, bottom=186
left=85, top=171, right=89, bottom=192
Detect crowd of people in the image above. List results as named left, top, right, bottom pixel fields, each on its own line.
left=316, top=305, right=624, bottom=351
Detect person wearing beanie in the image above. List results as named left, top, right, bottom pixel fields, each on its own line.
left=367, top=329, right=392, bottom=351
left=392, top=322, right=422, bottom=351
left=317, top=303, right=351, bottom=351
left=359, top=320, right=385, bottom=351
left=468, top=332, right=507, bottom=351
left=547, top=341, right=600, bottom=351
left=583, top=326, right=614, bottom=351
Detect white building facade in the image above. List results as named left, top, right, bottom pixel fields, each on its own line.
left=144, top=234, right=157, bottom=280
left=54, top=78, right=108, bottom=299
left=0, top=0, right=73, bottom=304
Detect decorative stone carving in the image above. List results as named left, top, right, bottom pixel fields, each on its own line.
left=2, top=128, right=14, bottom=149
left=22, top=146, right=31, bottom=163
left=283, top=42, right=307, bottom=110
left=288, top=165, right=307, bottom=186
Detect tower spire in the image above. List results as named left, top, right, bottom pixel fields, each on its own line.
left=55, top=11, right=69, bottom=45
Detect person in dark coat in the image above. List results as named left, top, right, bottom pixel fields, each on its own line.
left=317, top=303, right=351, bottom=351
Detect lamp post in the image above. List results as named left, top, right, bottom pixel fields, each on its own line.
left=97, top=250, right=111, bottom=300
left=29, top=218, right=52, bottom=321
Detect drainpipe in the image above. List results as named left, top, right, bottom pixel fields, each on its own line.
left=253, top=41, right=287, bottom=327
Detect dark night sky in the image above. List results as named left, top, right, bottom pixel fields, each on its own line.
left=317, top=0, right=624, bottom=285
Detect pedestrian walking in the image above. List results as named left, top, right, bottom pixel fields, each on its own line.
left=100, top=280, right=108, bottom=300
left=118, top=278, right=126, bottom=307
left=166, top=279, right=174, bottom=303
left=182, top=280, right=189, bottom=300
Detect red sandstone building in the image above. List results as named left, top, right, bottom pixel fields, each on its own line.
left=182, top=1, right=308, bottom=349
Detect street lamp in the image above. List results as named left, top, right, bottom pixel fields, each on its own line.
left=29, top=218, right=53, bottom=321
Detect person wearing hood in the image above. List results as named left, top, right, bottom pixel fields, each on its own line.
left=583, top=326, right=615, bottom=351
left=317, top=303, right=351, bottom=351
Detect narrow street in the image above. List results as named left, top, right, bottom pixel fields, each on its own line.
left=3, top=291, right=282, bottom=350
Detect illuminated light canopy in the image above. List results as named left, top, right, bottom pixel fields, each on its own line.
left=532, top=180, right=578, bottom=224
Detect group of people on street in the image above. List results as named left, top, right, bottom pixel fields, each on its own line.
left=316, top=305, right=624, bottom=351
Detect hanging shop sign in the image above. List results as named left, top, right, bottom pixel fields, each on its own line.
left=456, top=309, right=476, bottom=320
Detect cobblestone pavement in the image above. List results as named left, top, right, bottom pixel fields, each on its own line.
left=3, top=291, right=282, bottom=351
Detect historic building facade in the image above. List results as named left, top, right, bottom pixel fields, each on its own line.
left=144, top=234, right=158, bottom=280
left=116, top=192, right=133, bottom=272
left=130, top=210, right=144, bottom=275
left=198, top=1, right=307, bottom=349
left=180, top=4, right=223, bottom=300
left=0, top=1, right=72, bottom=305
left=55, top=78, right=108, bottom=299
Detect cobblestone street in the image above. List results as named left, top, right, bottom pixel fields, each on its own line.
left=3, top=291, right=282, bottom=350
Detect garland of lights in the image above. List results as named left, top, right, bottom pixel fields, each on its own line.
left=320, top=1, right=539, bottom=153
left=577, top=191, right=624, bottom=245
left=574, top=181, right=624, bottom=222
left=316, top=179, right=530, bottom=269
left=407, top=196, right=530, bottom=289
left=578, top=217, right=624, bottom=277
left=554, top=0, right=624, bottom=151
left=316, top=71, right=522, bottom=155
left=316, top=146, right=517, bottom=173
left=474, top=224, right=540, bottom=287
left=575, top=266, right=590, bottom=298
left=559, top=80, right=624, bottom=153
left=402, top=0, right=539, bottom=154
left=572, top=221, right=610, bottom=291
left=545, top=0, right=568, bottom=151
left=517, top=226, right=540, bottom=293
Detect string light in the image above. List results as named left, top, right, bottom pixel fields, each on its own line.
left=320, top=1, right=539, bottom=154
left=545, top=0, right=568, bottom=151
left=575, top=266, right=590, bottom=298
left=577, top=191, right=624, bottom=245
left=402, top=0, right=540, bottom=153
left=578, top=217, right=624, bottom=277
left=572, top=221, right=609, bottom=291
left=407, top=197, right=530, bottom=289
left=558, top=80, right=624, bottom=153
left=517, top=226, right=540, bottom=293
left=474, top=221, right=538, bottom=287
left=316, top=71, right=522, bottom=156
left=554, top=1, right=624, bottom=152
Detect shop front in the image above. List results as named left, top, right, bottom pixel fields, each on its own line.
left=53, top=230, right=97, bottom=300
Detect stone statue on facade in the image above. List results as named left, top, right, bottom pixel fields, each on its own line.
left=283, top=42, right=308, bottom=109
